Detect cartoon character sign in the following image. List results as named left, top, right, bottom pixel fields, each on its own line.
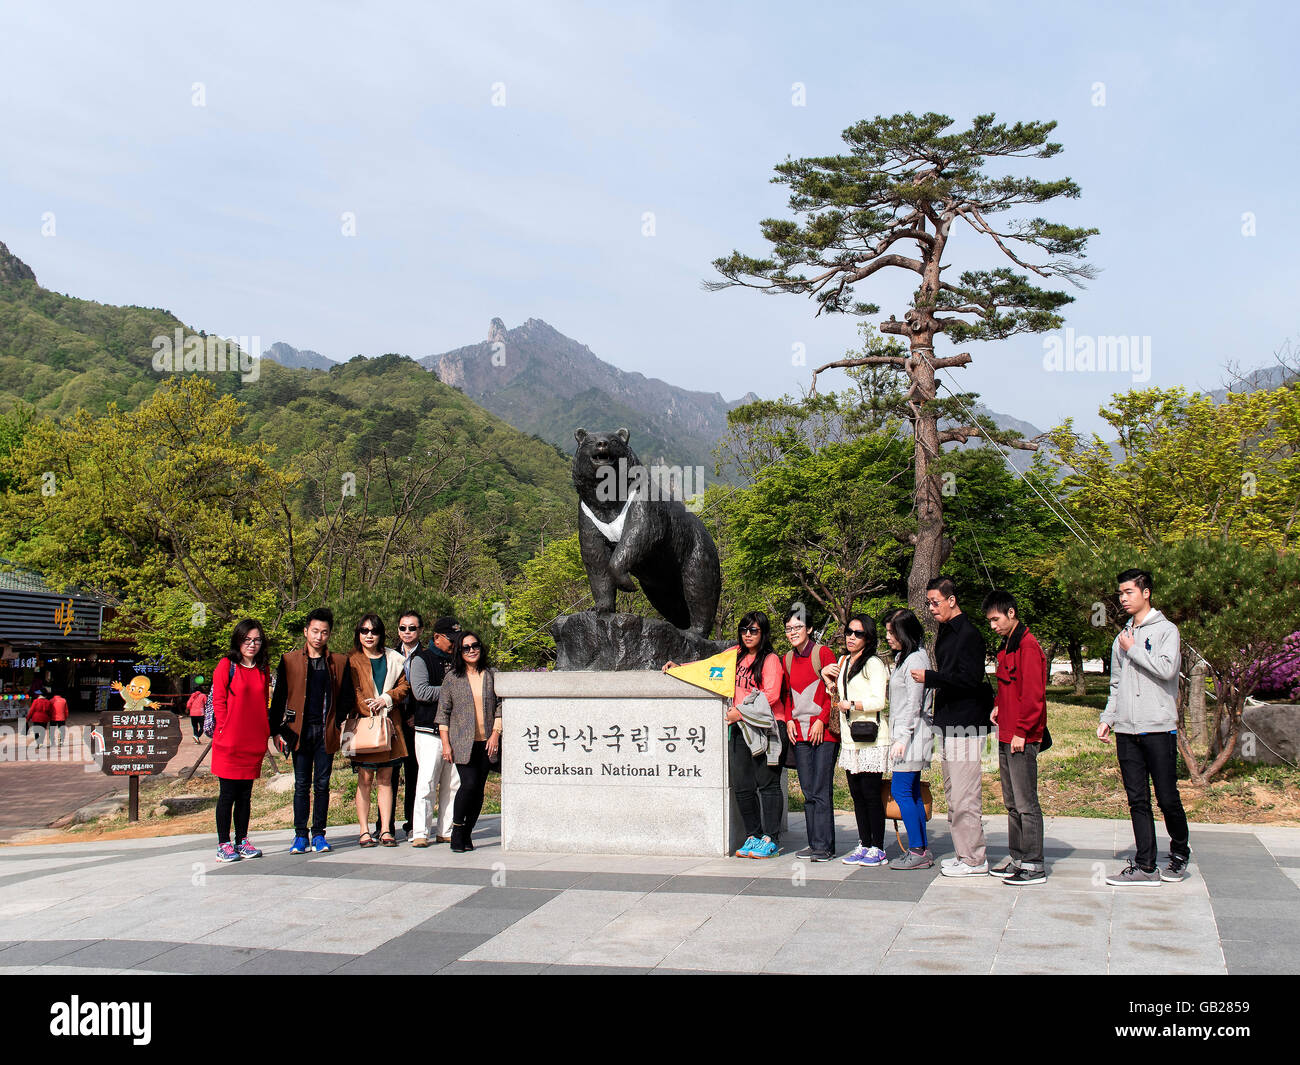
left=111, top=675, right=162, bottom=713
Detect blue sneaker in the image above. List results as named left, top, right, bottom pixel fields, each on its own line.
left=236, top=838, right=263, bottom=859
left=290, top=836, right=309, bottom=854
left=216, top=842, right=240, bottom=863
left=861, top=846, right=890, bottom=867
left=749, top=837, right=779, bottom=859
left=841, top=845, right=870, bottom=866
left=735, top=835, right=760, bottom=858
left=311, top=834, right=331, bottom=853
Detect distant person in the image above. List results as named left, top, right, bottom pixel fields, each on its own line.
left=984, top=590, right=1048, bottom=886
left=822, top=614, right=891, bottom=867
left=211, top=620, right=272, bottom=863
left=268, top=608, right=356, bottom=855
left=408, top=617, right=462, bottom=847
left=49, top=690, right=70, bottom=747
left=26, top=689, right=51, bottom=748
left=185, top=685, right=207, bottom=744
left=378, top=610, right=425, bottom=841
left=1098, top=568, right=1190, bottom=886
left=436, top=630, right=501, bottom=853
left=886, top=608, right=937, bottom=870
left=783, top=607, right=840, bottom=862
left=912, top=576, right=990, bottom=877
left=347, top=614, right=410, bottom=848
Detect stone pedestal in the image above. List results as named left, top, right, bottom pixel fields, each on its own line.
left=495, top=670, right=785, bottom=856
left=550, top=612, right=729, bottom=671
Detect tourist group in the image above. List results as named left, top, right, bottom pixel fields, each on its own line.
left=206, top=568, right=1189, bottom=888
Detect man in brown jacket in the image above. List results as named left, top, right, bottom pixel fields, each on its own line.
left=269, top=608, right=355, bottom=853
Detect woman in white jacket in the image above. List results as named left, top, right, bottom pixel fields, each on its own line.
left=822, top=614, right=891, bottom=867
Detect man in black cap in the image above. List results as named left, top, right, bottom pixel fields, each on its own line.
left=408, top=617, right=462, bottom=845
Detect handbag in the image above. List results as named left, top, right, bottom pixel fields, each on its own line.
left=882, top=778, right=934, bottom=852
left=837, top=655, right=878, bottom=743
left=343, top=706, right=392, bottom=757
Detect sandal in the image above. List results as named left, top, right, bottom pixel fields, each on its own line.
left=358, top=832, right=377, bottom=848
left=380, top=832, right=397, bottom=847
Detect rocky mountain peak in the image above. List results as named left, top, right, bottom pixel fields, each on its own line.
left=0, top=241, right=37, bottom=287
left=488, top=317, right=508, bottom=345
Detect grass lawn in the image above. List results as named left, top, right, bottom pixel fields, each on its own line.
left=42, top=678, right=1300, bottom=842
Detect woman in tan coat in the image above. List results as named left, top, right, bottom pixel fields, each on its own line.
left=345, top=614, right=410, bottom=847
left=435, top=630, right=501, bottom=852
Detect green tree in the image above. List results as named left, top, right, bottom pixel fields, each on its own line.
left=726, top=433, right=914, bottom=630
left=709, top=112, right=1096, bottom=616
left=0, top=377, right=291, bottom=672
left=1058, top=538, right=1300, bottom=784
left=1047, top=385, right=1300, bottom=549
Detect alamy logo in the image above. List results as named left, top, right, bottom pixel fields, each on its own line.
left=152, top=329, right=261, bottom=383
left=50, top=997, right=152, bottom=1045
left=1041, top=328, right=1151, bottom=383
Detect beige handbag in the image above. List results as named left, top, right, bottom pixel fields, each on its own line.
left=343, top=706, right=392, bottom=757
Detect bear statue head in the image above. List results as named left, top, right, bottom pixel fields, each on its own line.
left=572, top=427, right=642, bottom=504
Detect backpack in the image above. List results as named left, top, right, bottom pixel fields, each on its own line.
left=203, top=659, right=237, bottom=738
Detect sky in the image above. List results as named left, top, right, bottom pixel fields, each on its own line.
left=1, top=0, right=1297, bottom=435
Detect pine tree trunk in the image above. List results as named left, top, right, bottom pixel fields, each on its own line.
left=907, top=334, right=944, bottom=621
left=1069, top=638, right=1087, bottom=696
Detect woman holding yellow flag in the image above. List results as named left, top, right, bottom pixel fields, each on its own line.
left=665, top=611, right=785, bottom=858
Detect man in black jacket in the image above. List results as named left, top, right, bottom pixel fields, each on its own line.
left=910, top=576, right=991, bottom=876
left=408, top=617, right=461, bottom=846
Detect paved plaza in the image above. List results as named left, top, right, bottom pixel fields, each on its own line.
left=0, top=813, right=1296, bottom=975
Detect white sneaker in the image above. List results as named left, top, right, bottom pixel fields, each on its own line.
left=941, top=856, right=963, bottom=868
left=940, top=860, right=989, bottom=878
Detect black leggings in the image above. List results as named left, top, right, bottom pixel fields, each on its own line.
left=846, top=771, right=885, bottom=849
left=452, top=742, right=492, bottom=832
left=191, top=716, right=204, bottom=739
left=216, top=777, right=254, bottom=845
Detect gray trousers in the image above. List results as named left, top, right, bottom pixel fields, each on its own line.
left=941, top=731, right=987, bottom=866
left=998, top=740, right=1044, bottom=868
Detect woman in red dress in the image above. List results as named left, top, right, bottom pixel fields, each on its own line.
left=211, top=619, right=272, bottom=863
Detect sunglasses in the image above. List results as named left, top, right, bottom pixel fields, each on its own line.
left=740, top=625, right=762, bottom=635
left=359, top=628, right=378, bottom=635
left=398, top=625, right=420, bottom=632
left=461, top=642, right=481, bottom=652
left=846, top=629, right=866, bottom=639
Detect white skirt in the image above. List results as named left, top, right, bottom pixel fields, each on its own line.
left=839, top=743, right=892, bottom=775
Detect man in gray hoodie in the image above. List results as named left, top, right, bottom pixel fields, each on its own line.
left=1098, top=568, right=1191, bottom=885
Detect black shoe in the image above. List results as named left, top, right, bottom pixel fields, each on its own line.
left=794, top=846, right=816, bottom=859
left=1161, top=850, right=1191, bottom=882
left=1003, top=867, right=1046, bottom=885
left=449, top=823, right=467, bottom=853
left=810, top=851, right=835, bottom=862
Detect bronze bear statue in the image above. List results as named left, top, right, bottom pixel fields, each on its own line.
left=572, top=427, right=721, bottom=638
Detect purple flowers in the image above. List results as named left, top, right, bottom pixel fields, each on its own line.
left=1254, top=631, right=1300, bottom=699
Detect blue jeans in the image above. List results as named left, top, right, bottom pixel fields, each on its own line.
left=794, top=739, right=839, bottom=854
left=293, top=727, right=333, bottom=837
left=890, top=771, right=928, bottom=851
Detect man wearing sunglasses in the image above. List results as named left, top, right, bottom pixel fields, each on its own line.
left=379, top=611, right=428, bottom=840
left=408, top=617, right=462, bottom=845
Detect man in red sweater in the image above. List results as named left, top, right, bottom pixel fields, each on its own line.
left=983, top=590, right=1048, bottom=886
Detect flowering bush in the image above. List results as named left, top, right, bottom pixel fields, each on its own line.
left=1255, top=631, right=1300, bottom=699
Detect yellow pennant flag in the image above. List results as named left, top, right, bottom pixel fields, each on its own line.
left=667, top=648, right=735, bottom=698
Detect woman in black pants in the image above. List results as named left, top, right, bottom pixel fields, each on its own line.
left=435, top=631, right=501, bottom=852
